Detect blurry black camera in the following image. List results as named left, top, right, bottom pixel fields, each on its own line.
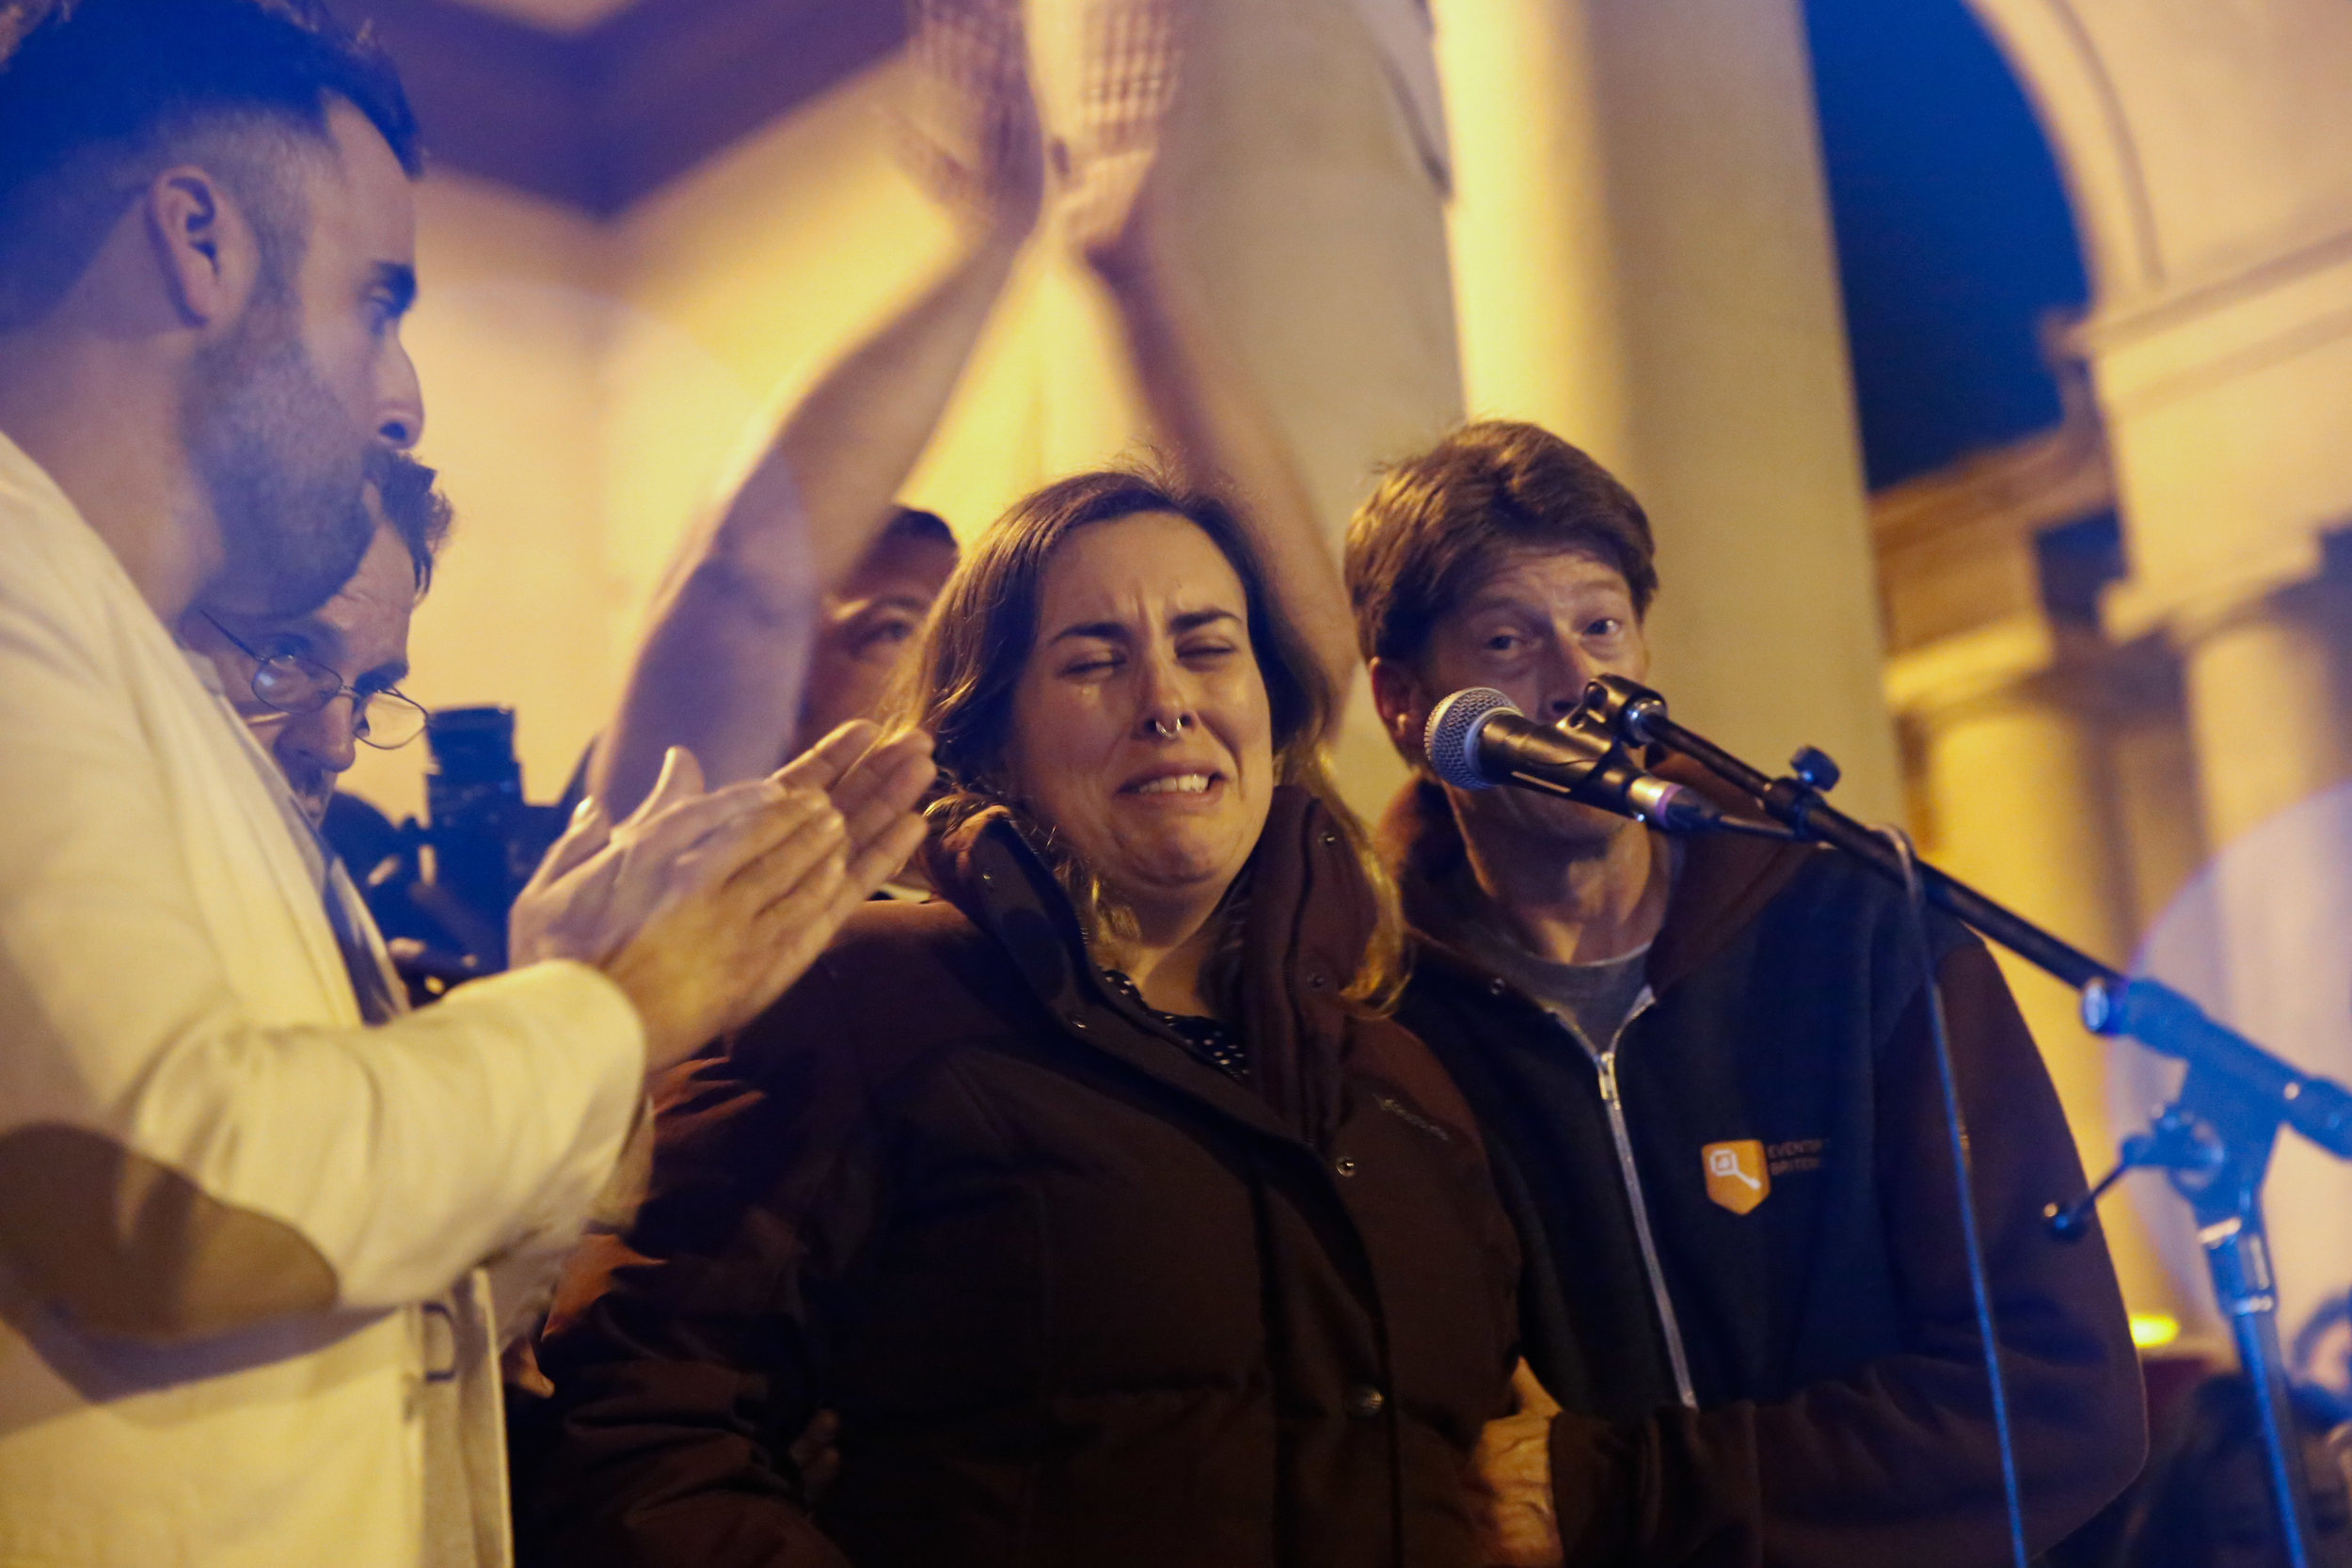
left=323, top=704, right=568, bottom=1002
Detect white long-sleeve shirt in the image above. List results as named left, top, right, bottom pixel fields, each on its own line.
left=0, top=431, right=645, bottom=1567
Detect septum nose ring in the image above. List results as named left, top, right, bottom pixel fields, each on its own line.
left=1150, top=716, right=1186, bottom=739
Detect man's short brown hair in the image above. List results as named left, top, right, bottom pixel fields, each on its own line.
left=0, top=0, right=419, bottom=329
left=1344, top=420, right=1658, bottom=668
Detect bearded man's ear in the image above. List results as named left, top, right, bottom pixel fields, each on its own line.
left=144, top=167, right=259, bottom=329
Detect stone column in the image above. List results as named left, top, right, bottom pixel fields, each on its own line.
left=1431, top=0, right=1632, bottom=472
left=1890, top=627, right=2196, bottom=1327
left=1434, top=0, right=1903, bottom=821
left=2165, top=577, right=2352, bottom=1085
left=2175, top=581, right=2352, bottom=856
left=2122, top=575, right=2352, bottom=1359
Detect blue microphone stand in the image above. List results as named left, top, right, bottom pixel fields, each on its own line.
left=1579, top=674, right=2337, bottom=1567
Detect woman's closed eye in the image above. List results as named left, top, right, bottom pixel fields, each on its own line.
left=1060, top=650, right=1124, bottom=679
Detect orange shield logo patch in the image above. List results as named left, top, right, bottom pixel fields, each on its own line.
left=1703, top=1140, right=1770, bottom=1214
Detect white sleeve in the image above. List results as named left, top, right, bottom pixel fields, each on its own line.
left=0, top=547, right=646, bottom=1319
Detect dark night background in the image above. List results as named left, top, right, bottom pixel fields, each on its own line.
left=1804, top=0, right=2091, bottom=491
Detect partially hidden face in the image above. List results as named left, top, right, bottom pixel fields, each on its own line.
left=184, top=515, right=418, bottom=827
left=1005, top=511, right=1276, bottom=927
left=187, top=99, right=424, bottom=620
left=1378, top=546, right=1649, bottom=850
left=793, top=529, right=959, bottom=758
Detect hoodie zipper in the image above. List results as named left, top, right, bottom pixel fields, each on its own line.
left=1580, top=992, right=1698, bottom=1410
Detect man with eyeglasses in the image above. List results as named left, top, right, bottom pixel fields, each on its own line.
left=0, top=5, right=934, bottom=1564
left=181, top=451, right=443, bottom=827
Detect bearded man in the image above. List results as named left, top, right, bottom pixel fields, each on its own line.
left=0, top=4, right=931, bottom=1564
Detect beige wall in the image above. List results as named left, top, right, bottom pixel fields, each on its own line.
left=1965, top=0, right=2352, bottom=737
left=1964, top=0, right=2352, bottom=302
left=341, top=174, right=618, bottom=821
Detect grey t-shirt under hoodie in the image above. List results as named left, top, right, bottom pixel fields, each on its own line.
left=1471, top=934, right=1652, bottom=1053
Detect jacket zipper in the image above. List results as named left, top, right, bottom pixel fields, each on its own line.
left=1583, top=994, right=1699, bottom=1409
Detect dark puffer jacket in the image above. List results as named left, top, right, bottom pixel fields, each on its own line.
left=515, top=786, right=1521, bottom=1568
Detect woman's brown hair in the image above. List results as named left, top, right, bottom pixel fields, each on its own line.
left=899, top=463, right=1405, bottom=1010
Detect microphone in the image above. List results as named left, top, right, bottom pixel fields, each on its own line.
left=1422, top=688, right=1722, bottom=833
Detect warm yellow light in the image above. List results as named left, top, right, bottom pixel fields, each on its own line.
left=2131, top=1312, right=2182, bottom=1350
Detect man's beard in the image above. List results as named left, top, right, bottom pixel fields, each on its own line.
left=182, top=295, right=373, bottom=619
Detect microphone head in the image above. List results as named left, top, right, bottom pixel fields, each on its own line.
left=1423, top=688, right=1518, bottom=791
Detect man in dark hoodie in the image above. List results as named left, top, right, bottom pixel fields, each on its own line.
left=1343, top=419, right=2147, bottom=1566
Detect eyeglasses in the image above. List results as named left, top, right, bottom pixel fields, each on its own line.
left=199, top=613, right=429, bottom=750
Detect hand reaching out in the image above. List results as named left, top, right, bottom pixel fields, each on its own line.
left=599, top=8, right=1019, bottom=813
left=1469, top=1359, right=1566, bottom=1568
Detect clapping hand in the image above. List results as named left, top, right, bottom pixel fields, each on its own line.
left=510, top=725, right=934, bottom=1073
left=1060, top=0, right=1188, bottom=283
left=897, top=0, right=1046, bottom=246
left=772, top=719, right=939, bottom=914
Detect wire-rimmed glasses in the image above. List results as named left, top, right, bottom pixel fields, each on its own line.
left=199, top=612, right=429, bottom=750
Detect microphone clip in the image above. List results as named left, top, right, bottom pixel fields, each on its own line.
left=1575, top=675, right=1671, bottom=748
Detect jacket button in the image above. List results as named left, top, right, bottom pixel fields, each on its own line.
left=1067, top=1013, right=1088, bottom=1031
left=1307, top=972, right=1327, bottom=990
left=1333, top=1154, right=1359, bottom=1178
left=1487, top=976, right=1507, bottom=996
left=1321, top=830, right=1340, bottom=847
left=1344, top=1384, right=1386, bottom=1418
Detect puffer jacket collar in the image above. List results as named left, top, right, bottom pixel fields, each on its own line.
left=920, top=784, right=1372, bottom=1148
left=1377, top=752, right=1820, bottom=997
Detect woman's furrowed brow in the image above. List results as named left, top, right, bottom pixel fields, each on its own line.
left=1048, top=620, right=1134, bottom=645
left=1169, top=609, right=1241, bottom=634
left=1047, top=607, right=1240, bottom=644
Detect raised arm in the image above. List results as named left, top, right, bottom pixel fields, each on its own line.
left=593, top=0, right=1043, bottom=819
left=1067, top=18, right=1359, bottom=728
left=1093, top=245, right=1358, bottom=732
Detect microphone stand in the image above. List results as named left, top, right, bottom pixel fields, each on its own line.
left=1579, top=674, right=2343, bottom=1567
